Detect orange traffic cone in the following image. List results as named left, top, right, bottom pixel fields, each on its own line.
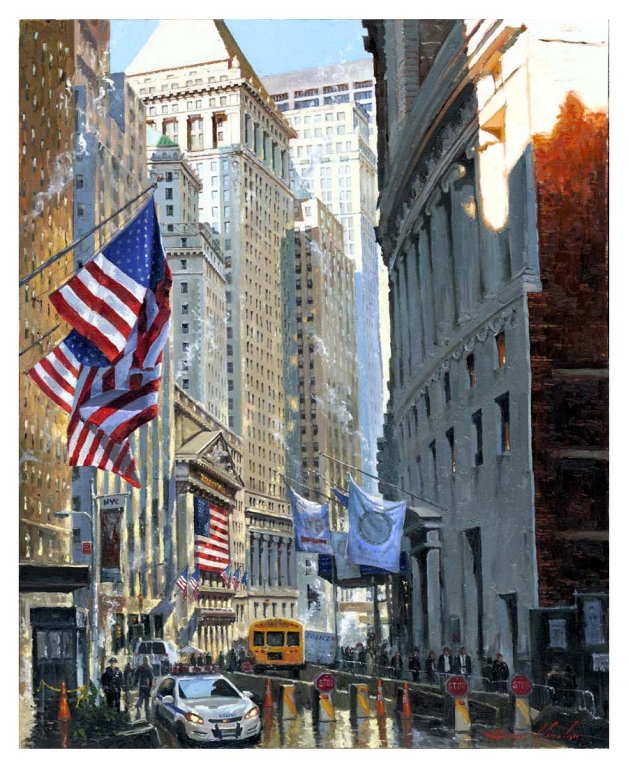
left=376, top=678, right=385, bottom=717
left=400, top=681, right=412, bottom=720
left=58, top=681, right=71, bottom=722
left=263, top=678, right=273, bottom=709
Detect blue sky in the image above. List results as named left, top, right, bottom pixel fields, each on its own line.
left=110, top=19, right=369, bottom=76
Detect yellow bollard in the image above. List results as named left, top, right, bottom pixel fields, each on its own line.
left=279, top=684, right=297, bottom=720
left=317, top=692, right=336, bottom=722
left=454, top=696, right=471, bottom=733
left=350, top=683, right=370, bottom=720
left=513, top=695, right=531, bottom=733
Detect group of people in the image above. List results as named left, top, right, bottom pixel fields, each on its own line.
left=100, top=656, right=154, bottom=719
left=546, top=663, right=578, bottom=706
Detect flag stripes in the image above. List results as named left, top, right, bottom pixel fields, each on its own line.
left=194, top=497, right=230, bottom=573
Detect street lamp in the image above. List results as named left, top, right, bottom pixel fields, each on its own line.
left=54, top=478, right=99, bottom=690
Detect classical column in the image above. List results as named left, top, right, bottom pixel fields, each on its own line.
left=406, top=234, right=424, bottom=368
left=411, top=553, right=424, bottom=649
left=399, top=252, right=412, bottom=383
left=251, top=533, right=261, bottom=587
left=427, top=187, right=456, bottom=341
left=390, top=266, right=402, bottom=387
left=270, top=536, right=279, bottom=587
left=417, top=219, right=436, bottom=354
left=261, top=535, right=270, bottom=589
left=280, top=537, right=289, bottom=587
left=288, top=539, right=297, bottom=588
left=425, top=530, right=443, bottom=653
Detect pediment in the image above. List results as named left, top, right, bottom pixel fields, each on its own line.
left=177, top=429, right=242, bottom=487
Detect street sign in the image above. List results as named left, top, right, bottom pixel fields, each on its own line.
left=241, top=662, right=253, bottom=673
left=445, top=675, right=468, bottom=697
left=509, top=674, right=532, bottom=697
left=82, top=542, right=92, bottom=555
left=314, top=672, right=336, bottom=694
left=98, top=493, right=127, bottom=510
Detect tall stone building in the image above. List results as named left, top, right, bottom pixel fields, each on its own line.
left=365, top=20, right=608, bottom=707
left=263, top=63, right=385, bottom=494
left=127, top=20, right=299, bottom=620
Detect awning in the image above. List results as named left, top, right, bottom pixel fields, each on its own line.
left=19, top=564, right=90, bottom=593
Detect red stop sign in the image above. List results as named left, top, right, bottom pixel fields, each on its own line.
left=314, top=673, right=336, bottom=693
left=241, top=662, right=253, bottom=673
left=445, top=675, right=469, bottom=697
left=510, top=674, right=532, bottom=697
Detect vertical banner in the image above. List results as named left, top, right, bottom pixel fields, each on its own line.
left=99, top=494, right=125, bottom=582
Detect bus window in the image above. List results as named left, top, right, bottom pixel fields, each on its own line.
left=267, top=632, right=284, bottom=647
left=253, top=632, right=264, bottom=646
left=286, top=632, right=300, bottom=647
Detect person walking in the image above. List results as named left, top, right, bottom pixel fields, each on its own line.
left=205, top=651, right=213, bottom=667
left=437, top=647, right=453, bottom=674
left=391, top=650, right=403, bottom=679
left=547, top=664, right=563, bottom=705
left=425, top=651, right=438, bottom=684
left=491, top=654, right=509, bottom=692
left=227, top=648, right=237, bottom=673
left=101, top=657, right=124, bottom=711
left=135, top=656, right=155, bottom=720
left=358, top=643, right=367, bottom=672
left=453, top=647, right=472, bottom=676
left=408, top=648, right=421, bottom=682
left=123, top=661, right=134, bottom=710
left=366, top=647, right=375, bottom=676
left=379, top=644, right=390, bottom=676
left=189, top=652, right=197, bottom=668
left=218, top=650, right=225, bottom=668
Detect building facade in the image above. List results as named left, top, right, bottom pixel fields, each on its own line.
left=127, top=19, right=299, bottom=623
left=365, top=20, right=608, bottom=699
left=263, top=63, right=385, bottom=494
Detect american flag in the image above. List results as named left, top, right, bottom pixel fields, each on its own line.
left=176, top=566, right=189, bottom=601
left=49, top=199, right=164, bottom=363
left=28, top=198, right=171, bottom=488
left=188, top=567, right=201, bottom=601
left=220, top=563, right=232, bottom=587
left=231, top=567, right=241, bottom=591
left=241, top=570, right=249, bottom=589
left=193, top=497, right=230, bottom=573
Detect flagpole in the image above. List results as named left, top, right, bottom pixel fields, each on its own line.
left=319, top=452, right=447, bottom=510
left=331, top=555, right=340, bottom=666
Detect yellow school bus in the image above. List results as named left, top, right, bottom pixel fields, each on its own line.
left=248, top=618, right=306, bottom=676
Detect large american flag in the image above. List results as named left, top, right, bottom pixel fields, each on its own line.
left=27, top=198, right=171, bottom=488
left=193, top=497, right=230, bottom=573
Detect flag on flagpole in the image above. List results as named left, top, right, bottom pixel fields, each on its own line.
left=176, top=566, right=189, bottom=601
left=240, top=570, right=248, bottom=589
left=231, top=567, right=241, bottom=591
left=220, top=563, right=231, bottom=587
left=331, top=487, right=349, bottom=507
left=287, top=485, right=333, bottom=554
left=27, top=198, right=172, bottom=488
left=188, top=567, right=200, bottom=601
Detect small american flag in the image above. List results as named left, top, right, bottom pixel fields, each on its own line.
left=241, top=570, right=248, bottom=589
left=231, top=567, right=241, bottom=591
left=220, top=563, right=231, bottom=587
left=176, top=566, right=189, bottom=601
left=188, top=567, right=201, bottom=601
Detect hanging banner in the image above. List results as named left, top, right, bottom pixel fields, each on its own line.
left=100, top=497, right=123, bottom=582
left=288, top=486, right=333, bottom=554
left=346, top=476, right=406, bottom=572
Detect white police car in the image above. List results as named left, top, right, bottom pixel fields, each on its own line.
left=152, top=673, right=261, bottom=745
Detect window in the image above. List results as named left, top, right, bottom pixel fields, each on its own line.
left=77, top=203, right=84, bottom=216
left=466, top=354, right=476, bottom=388
left=181, top=282, right=188, bottom=294
left=181, top=238, right=187, bottom=247
left=429, top=441, right=437, bottom=486
left=444, top=371, right=451, bottom=404
left=165, top=172, right=173, bottom=182
left=471, top=410, right=483, bottom=466
left=181, top=304, right=188, bottom=315
left=182, top=379, right=189, bottom=389
left=189, top=117, right=203, bottom=151
left=495, top=331, right=506, bottom=368
left=182, top=323, right=189, bottom=334
left=496, top=393, right=511, bottom=453
left=166, top=205, right=174, bottom=217
left=76, top=175, right=84, bottom=189
left=583, top=600, right=604, bottom=645
left=180, top=259, right=187, bottom=269
left=548, top=619, right=567, bottom=649
left=165, top=187, right=173, bottom=200
left=446, top=428, right=456, bottom=474
left=182, top=342, right=190, bottom=352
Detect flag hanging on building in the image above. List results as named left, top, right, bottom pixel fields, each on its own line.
left=220, top=563, right=232, bottom=587
left=331, top=487, right=349, bottom=507
left=287, top=485, right=333, bottom=554
left=27, top=197, right=172, bottom=488
left=188, top=567, right=200, bottom=601
left=331, top=531, right=361, bottom=580
left=240, top=570, right=249, bottom=589
left=346, top=475, right=406, bottom=572
left=176, top=565, right=189, bottom=601
left=49, top=198, right=166, bottom=363
left=231, top=567, right=241, bottom=591
left=193, top=496, right=230, bottom=573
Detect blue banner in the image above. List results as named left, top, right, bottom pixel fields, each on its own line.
left=347, top=476, right=406, bottom=572
left=288, top=486, right=333, bottom=554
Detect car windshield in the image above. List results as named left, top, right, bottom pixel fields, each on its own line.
left=137, top=641, right=166, bottom=655
left=178, top=678, right=241, bottom=700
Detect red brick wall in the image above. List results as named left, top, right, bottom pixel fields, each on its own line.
left=528, top=92, right=608, bottom=606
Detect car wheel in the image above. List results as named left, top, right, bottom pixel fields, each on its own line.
left=176, top=721, right=189, bottom=746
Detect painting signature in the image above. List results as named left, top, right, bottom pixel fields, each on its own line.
left=481, top=720, right=582, bottom=742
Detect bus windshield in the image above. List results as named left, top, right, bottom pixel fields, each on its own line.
left=266, top=632, right=284, bottom=647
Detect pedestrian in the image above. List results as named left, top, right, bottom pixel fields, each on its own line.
left=391, top=650, right=403, bottom=679
left=218, top=650, right=225, bottom=668
left=227, top=648, right=237, bottom=672
left=562, top=665, right=577, bottom=708
left=437, top=647, right=453, bottom=674
left=123, top=661, right=134, bottom=710
left=205, top=651, right=213, bottom=667
left=101, top=657, right=124, bottom=711
left=546, top=664, right=563, bottom=704
left=237, top=646, right=246, bottom=666
left=379, top=644, right=389, bottom=675
left=425, top=651, right=438, bottom=684
left=366, top=647, right=375, bottom=676
left=135, top=656, right=154, bottom=720
left=190, top=652, right=197, bottom=668
left=408, top=647, right=421, bottom=682
left=453, top=646, right=472, bottom=676
left=491, top=654, right=509, bottom=692
left=358, top=643, right=366, bottom=672
left=482, top=657, right=494, bottom=690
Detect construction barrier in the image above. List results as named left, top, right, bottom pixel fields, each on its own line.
left=350, top=683, right=370, bottom=720
left=400, top=681, right=413, bottom=720
left=263, top=678, right=273, bottom=709
left=58, top=681, right=71, bottom=722
left=513, top=694, right=531, bottom=733
left=315, top=691, right=336, bottom=722
left=376, top=678, right=386, bottom=717
left=279, top=684, right=297, bottom=720
left=453, top=696, right=471, bottom=733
